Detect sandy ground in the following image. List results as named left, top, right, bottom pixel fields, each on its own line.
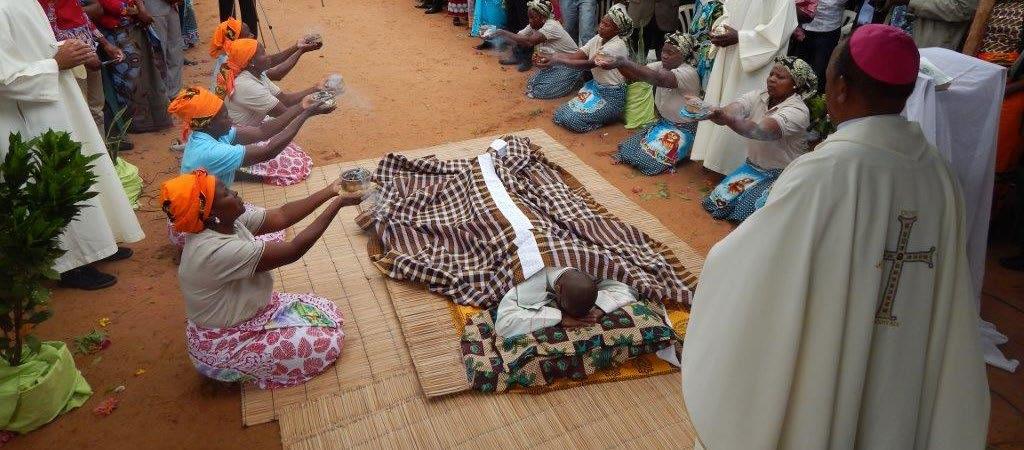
left=11, top=0, right=1024, bottom=448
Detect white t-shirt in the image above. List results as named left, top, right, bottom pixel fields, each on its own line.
left=733, top=90, right=810, bottom=170
left=178, top=207, right=273, bottom=328
left=226, top=71, right=282, bottom=126
left=804, top=0, right=847, bottom=33
left=518, top=19, right=578, bottom=54
left=649, top=61, right=701, bottom=124
left=579, top=35, right=629, bottom=86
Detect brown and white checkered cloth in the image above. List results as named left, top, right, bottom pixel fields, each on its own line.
left=362, top=135, right=694, bottom=307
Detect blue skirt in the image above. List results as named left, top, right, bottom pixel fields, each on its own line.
left=527, top=66, right=585, bottom=99
left=553, top=80, right=627, bottom=133
left=616, top=119, right=697, bottom=176
left=702, top=159, right=782, bottom=222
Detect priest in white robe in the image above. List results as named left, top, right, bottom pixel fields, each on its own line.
left=681, top=25, right=989, bottom=449
left=690, top=0, right=797, bottom=174
left=1, top=0, right=144, bottom=288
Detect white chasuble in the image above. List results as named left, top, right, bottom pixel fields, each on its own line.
left=690, top=0, right=798, bottom=175
left=0, top=0, right=144, bottom=272
left=682, top=115, right=989, bottom=449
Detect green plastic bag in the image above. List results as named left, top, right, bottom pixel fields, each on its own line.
left=624, top=82, right=658, bottom=130
left=0, top=341, right=92, bottom=434
left=115, top=157, right=143, bottom=210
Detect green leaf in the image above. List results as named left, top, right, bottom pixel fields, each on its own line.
left=41, top=268, right=60, bottom=281
left=26, top=309, right=52, bottom=324
left=25, top=334, right=42, bottom=356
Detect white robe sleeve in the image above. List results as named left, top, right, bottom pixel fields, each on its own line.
left=0, top=13, right=61, bottom=103
left=594, top=279, right=638, bottom=313
left=735, top=0, right=797, bottom=73
left=682, top=152, right=841, bottom=448
left=494, top=286, right=562, bottom=337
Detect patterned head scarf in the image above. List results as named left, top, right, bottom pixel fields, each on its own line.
left=665, top=31, right=696, bottom=62
left=606, top=3, right=634, bottom=38
left=161, top=169, right=217, bottom=234
left=167, top=86, right=224, bottom=140
left=209, top=18, right=242, bottom=58
left=526, top=0, right=553, bottom=18
left=773, top=56, right=818, bottom=99
left=215, top=38, right=259, bottom=97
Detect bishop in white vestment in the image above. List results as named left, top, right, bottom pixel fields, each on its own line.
left=0, top=1, right=144, bottom=274
left=690, top=0, right=797, bottom=174
left=681, top=25, right=989, bottom=449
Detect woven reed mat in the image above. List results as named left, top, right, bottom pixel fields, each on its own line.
left=235, top=164, right=415, bottom=426
left=378, top=129, right=705, bottom=398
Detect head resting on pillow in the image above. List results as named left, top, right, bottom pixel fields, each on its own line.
left=554, top=269, right=598, bottom=318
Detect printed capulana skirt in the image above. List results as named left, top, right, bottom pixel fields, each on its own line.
left=616, top=119, right=697, bottom=175
left=238, top=142, right=314, bottom=186
left=702, top=158, right=782, bottom=223
left=168, top=203, right=286, bottom=247
left=526, top=65, right=585, bottom=99
left=186, top=292, right=345, bottom=389
left=553, top=79, right=627, bottom=133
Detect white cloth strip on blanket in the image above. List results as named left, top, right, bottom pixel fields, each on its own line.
left=477, top=151, right=546, bottom=280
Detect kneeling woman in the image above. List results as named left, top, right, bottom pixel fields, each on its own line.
left=161, top=170, right=362, bottom=388
left=546, top=5, right=633, bottom=133
left=599, top=32, right=701, bottom=175
left=700, top=56, right=816, bottom=222
left=491, top=0, right=581, bottom=94
left=166, top=86, right=331, bottom=246
left=217, top=39, right=325, bottom=186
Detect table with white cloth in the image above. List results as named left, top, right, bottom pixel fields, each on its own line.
left=903, top=47, right=1018, bottom=372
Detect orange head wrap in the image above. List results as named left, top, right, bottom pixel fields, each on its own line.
left=161, top=169, right=217, bottom=234
left=168, top=86, right=224, bottom=140
left=215, top=38, right=259, bottom=98
left=209, top=18, right=242, bottom=58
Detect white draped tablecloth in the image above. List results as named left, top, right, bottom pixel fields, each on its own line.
left=904, top=47, right=1018, bottom=372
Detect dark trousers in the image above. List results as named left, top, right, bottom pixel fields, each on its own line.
left=789, top=28, right=842, bottom=92
left=631, top=24, right=670, bottom=60
left=219, top=0, right=259, bottom=38
left=505, top=0, right=529, bottom=32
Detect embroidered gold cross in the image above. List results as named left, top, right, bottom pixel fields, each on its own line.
left=875, top=212, right=936, bottom=327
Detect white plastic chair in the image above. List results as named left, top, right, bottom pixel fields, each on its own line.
left=841, top=10, right=856, bottom=37
left=679, top=4, right=695, bottom=31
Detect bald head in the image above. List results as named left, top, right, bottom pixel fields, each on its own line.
left=554, top=269, right=598, bottom=318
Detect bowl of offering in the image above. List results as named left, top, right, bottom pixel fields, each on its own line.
left=340, top=168, right=371, bottom=193
left=680, top=97, right=714, bottom=120
left=311, top=90, right=337, bottom=110
left=303, top=33, right=323, bottom=46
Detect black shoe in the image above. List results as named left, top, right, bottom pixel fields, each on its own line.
left=517, top=60, right=532, bottom=72
left=425, top=6, right=442, bottom=13
left=475, top=40, right=495, bottom=50
left=100, top=247, right=133, bottom=263
left=1000, top=255, right=1024, bottom=272
left=415, top=2, right=430, bottom=8
left=59, top=266, right=117, bottom=290
left=118, top=139, right=134, bottom=151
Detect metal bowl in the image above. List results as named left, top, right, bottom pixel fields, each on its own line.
left=340, top=168, right=371, bottom=192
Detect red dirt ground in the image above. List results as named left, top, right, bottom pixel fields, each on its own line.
left=11, top=0, right=1023, bottom=448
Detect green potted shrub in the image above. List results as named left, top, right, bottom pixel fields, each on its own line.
left=0, top=130, right=95, bottom=433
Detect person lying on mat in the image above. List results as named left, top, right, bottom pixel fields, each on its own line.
left=160, top=169, right=362, bottom=389
left=494, top=267, right=638, bottom=337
